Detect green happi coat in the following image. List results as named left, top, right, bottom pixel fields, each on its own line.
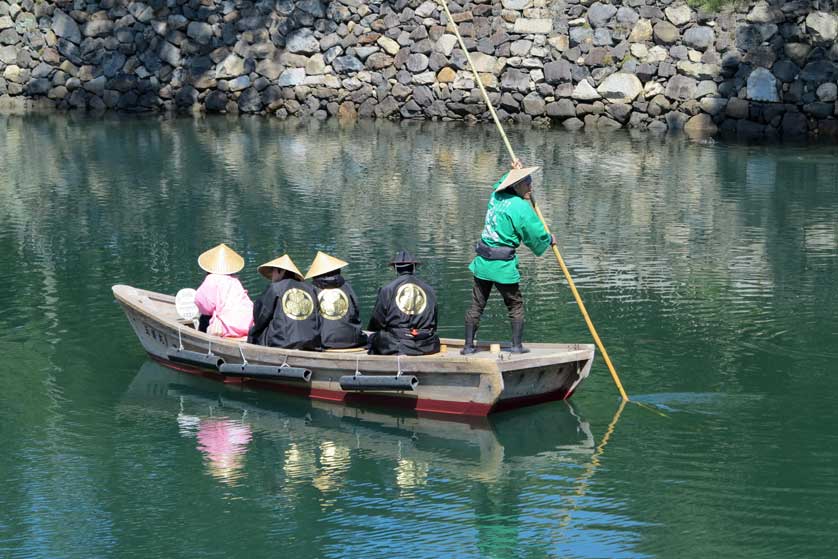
left=468, top=174, right=552, bottom=284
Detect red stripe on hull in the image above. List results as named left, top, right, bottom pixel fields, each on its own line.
left=148, top=354, right=494, bottom=417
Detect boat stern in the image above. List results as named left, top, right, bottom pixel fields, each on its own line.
left=492, top=345, right=595, bottom=412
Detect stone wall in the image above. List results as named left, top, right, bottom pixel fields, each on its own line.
left=1, top=0, right=837, bottom=138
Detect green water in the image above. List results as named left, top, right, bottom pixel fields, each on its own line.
left=1, top=114, right=837, bottom=558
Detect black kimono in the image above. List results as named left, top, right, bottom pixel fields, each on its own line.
left=248, top=278, right=321, bottom=350
left=367, top=273, right=440, bottom=356
left=312, top=273, right=368, bottom=349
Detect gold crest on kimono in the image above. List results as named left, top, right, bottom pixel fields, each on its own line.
left=395, top=283, right=427, bottom=315
left=282, top=288, right=315, bottom=320
left=318, top=288, right=349, bottom=320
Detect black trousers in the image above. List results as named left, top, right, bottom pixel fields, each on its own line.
left=465, top=276, right=524, bottom=326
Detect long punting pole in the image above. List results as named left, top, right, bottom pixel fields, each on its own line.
left=438, top=0, right=629, bottom=402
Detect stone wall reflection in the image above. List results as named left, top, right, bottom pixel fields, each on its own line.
left=1, top=115, right=836, bottom=361
left=3, top=115, right=835, bottom=288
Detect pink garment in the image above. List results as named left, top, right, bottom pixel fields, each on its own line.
left=195, top=273, right=254, bottom=337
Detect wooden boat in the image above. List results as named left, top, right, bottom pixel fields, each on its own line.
left=113, top=284, right=595, bottom=417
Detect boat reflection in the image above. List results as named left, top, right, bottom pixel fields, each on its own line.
left=121, top=361, right=596, bottom=486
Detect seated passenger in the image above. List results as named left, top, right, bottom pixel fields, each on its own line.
left=194, top=243, right=254, bottom=338
left=367, top=251, right=440, bottom=356
left=248, top=255, right=321, bottom=350
left=305, top=251, right=368, bottom=350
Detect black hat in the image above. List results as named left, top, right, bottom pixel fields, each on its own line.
left=389, top=250, right=421, bottom=266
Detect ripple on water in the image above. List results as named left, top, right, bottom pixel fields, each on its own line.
left=2, top=116, right=838, bottom=559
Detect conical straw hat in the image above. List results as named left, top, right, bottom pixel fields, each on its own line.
left=198, top=243, right=245, bottom=275
left=494, top=166, right=540, bottom=193
left=257, top=254, right=303, bottom=280
left=304, top=251, right=348, bottom=279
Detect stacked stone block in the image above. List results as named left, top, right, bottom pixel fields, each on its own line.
left=0, top=0, right=836, bottom=138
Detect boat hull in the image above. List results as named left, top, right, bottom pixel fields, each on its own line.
left=114, top=285, right=594, bottom=416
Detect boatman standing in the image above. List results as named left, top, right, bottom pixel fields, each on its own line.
left=461, top=163, right=555, bottom=355
left=304, top=251, right=368, bottom=349
left=248, top=254, right=321, bottom=350
left=367, top=251, right=441, bottom=356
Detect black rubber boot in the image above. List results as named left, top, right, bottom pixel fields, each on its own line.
left=509, top=320, right=530, bottom=354
left=461, top=323, right=478, bottom=355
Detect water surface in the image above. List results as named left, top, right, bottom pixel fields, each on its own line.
left=1, top=114, right=837, bottom=558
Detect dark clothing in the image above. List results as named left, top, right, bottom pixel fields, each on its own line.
left=198, top=314, right=211, bottom=333
left=312, top=273, right=368, bottom=349
left=248, top=278, right=321, bottom=350
left=465, top=276, right=524, bottom=327
left=367, top=272, right=440, bottom=356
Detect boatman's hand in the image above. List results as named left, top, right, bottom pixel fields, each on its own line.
left=550, top=234, right=557, bottom=246
left=512, top=159, right=524, bottom=170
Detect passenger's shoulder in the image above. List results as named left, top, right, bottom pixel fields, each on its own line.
left=265, top=280, right=289, bottom=293
left=412, top=276, right=435, bottom=291
left=290, top=280, right=317, bottom=294
left=280, top=279, right=304, bottom=289
left=382, top=277, right=401, bottom=290
left=226, top=275, right=247, bottom=288
left=202, top=273, right=227, bottom=286
left=257, top=282, right=278, bottom=297
left=419, top=280, right=435, bottom=292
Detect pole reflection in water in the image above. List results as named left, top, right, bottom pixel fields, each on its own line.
left=556, top=399, right=627, bottom=535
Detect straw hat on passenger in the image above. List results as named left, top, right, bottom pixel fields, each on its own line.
left=257, top=254, right=303, bottom=281
left=304, top=251, right=348, bottom=279
left=198, top=243, right=245, bottom=275
left=494, top=166, right=540, bottom=193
